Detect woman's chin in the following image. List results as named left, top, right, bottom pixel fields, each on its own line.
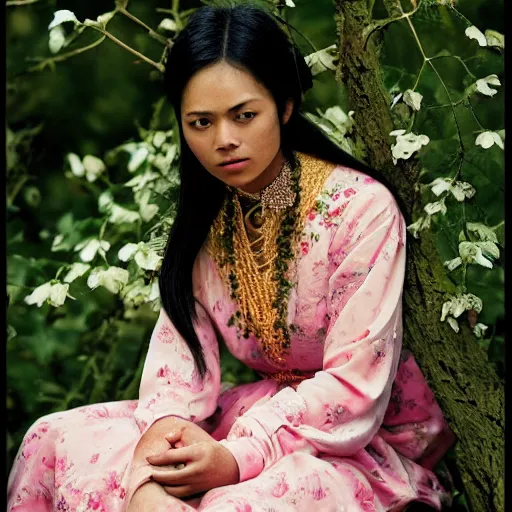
left=219, top=173, right=259, bottom=190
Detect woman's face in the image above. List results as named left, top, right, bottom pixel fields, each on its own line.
left=181, top=61, right=292, bottom=192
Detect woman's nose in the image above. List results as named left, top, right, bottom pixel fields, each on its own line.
left=214, top=120, right=240, bottom=150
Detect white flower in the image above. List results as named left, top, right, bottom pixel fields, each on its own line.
left=118, top=242, right=162, bottom=271
left=82, top=155, right=106, bottom=182
left=148, top=279, right=160, bottom=301
left=164, top=144, right=177, bottom=166
left=465, top=26, right=487, bottom=47
left=304, top=45, right=337, bottom=76
left=476, top=241, right=500, bottom=260
left=125, top=169, right=160, bottom=192
left=98, top=190, right=114, bottom=213
left=48, top=10, right=80, bottom=30
left=52, top=234, right=65, bottom=252
left=128, top=147, right=149, bottom=172
left=140, top=203, right=159, bottom=223
left=152, top=131, right=167, bottom=148
left=63, top=263, right=90, bottom=283
left=121, top=278, right=161, bottom=309
left=148, top=143, right=178, bottom=175
left=450, top=181, right=476, bottom=201
left=49, top=26, right=66, bottom=54
left=285, top=0, right=296, bottom=6
left=475, top=131, right=504, bottom=150
left=473, top=323, right=488, bottom=338
left=24, top=281, right=70, bottom=307
left=118, top=243, right=139, bottom=262
left=429, top=178, right=476, bottom=202
left=148, top=279, right=161, bottom=311
left=151, top=154, right=168, bottom=173
left=406, top=215, right=431, bottom=239
left=87, top=266, right=130, bottom=294
left=485, top=30, right=504, bottom=49
left=441, top=293, right=482, bottom=322
left=108, top=204, right=141, bottom=224
left=403, top=89, right=423, bottom=111
left=424, top=198, right=447, bottom=216
left=322, top=106, right=355, bottom=136
left=48, top=283, right=70, bottom=307
left=390, top=130, right=430, bottom=164
left=459, top=241, right=493, bottom=269
left=466, top=222, right=498, bottom=243
left=158, top=18, right=177, bottom=32
left=137, top=189, right=159, bottom=222
left=74, top=239, right=111, bottom=262
left=475, top=75, right=501, bottom=97
left=390, top=93, right=403, bottom=108
left=429, top=178, right=451, bottom=197
left=95, top=11, right=115, bottom=28
left=447, top=317, right=460, bottom=333
left=24, top=282, right=53, bottom=307
left=67, top=153, right=107, bottom=181
left=67, top=153, right=85, bottom=177
left=443, top=257, right=462, bottom=271
left=120, top=279, right=152, bottom=308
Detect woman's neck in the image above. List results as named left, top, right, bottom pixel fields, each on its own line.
left=237, top=150, right=286, bottom=195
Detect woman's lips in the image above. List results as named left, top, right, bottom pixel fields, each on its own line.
left=218, top=158, right=250, bottom=171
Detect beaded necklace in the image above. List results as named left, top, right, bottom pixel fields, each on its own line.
left=236, top=159, right=296, bottom=214
left=206, top=152, right=336, bottom=369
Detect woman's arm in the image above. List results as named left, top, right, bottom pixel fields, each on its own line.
left=127, top=297, right=222, bottom=502
left=133, top=305, right=221, bottom=436
left=218, top=182, right=407, bottom=482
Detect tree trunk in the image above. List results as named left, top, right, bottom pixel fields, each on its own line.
left=332, top=2, right=504, bottom=511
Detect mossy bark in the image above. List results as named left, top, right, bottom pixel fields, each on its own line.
left=332, top=2, right=504, bottom=511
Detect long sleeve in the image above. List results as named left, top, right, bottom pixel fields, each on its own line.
left=219, top=182, right=406, bottom=482
left=133, top=263, right=221, bottom=435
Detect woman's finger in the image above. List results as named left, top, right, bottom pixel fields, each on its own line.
left=164, top=431, right=181, bottom=443
left=146, top=445, right=197, bottom=466
left=146, top=450, right=176, bottom=466
left=164, top=430, right=182, bottom=445
left=163, top=484, right=202, bottom=499
left=151, top=463, right=198, bottom=485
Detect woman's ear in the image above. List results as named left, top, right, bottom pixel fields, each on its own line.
left=282, top=99, right=294, bottom=125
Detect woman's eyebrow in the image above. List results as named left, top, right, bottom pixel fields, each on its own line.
left=184, top=98, right=260, bottom=117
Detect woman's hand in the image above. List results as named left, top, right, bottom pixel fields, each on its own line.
left=147, top=430, right=240, bottom=498
left=163, top=422, right=215, bottom=449
left=128, top=419, right=213, bottom=507
left=132, top=416, right=191, bottom=466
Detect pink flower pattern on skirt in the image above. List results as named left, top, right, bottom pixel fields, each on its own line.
left=8, top=162, right=455, bottom=511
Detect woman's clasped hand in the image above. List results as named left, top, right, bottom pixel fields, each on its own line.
left=147, top=424, right=240, bottom=499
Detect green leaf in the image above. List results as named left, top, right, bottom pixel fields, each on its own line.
left=7, top=325, right=17, bottom=342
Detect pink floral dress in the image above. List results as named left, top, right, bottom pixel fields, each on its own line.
left=8, top=162, right=455, bottom=512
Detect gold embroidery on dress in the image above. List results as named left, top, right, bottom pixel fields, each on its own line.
left=260, top=369, right=315, bottom=387
left=206, top=152, right=336, bottom=368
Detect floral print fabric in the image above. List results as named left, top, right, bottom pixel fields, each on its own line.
left=8, top=163, right=455, bottom=511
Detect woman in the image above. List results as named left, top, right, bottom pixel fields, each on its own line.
left=8, top=3, right=456, bottom=511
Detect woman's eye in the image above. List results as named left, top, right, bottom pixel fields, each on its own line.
left=190, top=118, right=211, bottom=129
left=237, top=112, right=256, bottom=121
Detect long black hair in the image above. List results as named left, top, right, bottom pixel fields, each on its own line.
left=159, top=2, right=403, bottom=378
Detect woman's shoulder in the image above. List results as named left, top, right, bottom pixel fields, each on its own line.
left=300, top=152, right=397, bottom=212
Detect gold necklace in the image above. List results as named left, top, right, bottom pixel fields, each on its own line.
left=235, top=159, right=295, bottom=214
left=206, top=152, right=336, bottom=367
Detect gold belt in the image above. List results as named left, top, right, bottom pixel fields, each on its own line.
left=259, top=369, right=316, bottom=387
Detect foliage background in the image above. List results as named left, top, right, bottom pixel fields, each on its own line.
left=7, top=0, right=503, bottom=508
